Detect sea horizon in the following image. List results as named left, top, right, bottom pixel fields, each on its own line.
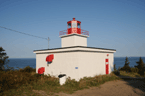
left=3, top=57, right=145, bottom=70
left=8, top=56, right=145, bottom=59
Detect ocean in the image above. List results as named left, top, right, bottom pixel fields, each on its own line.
left=3, top=57, right=145, bottom=70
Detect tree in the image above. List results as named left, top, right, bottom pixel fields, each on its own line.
left=118, top=66, right=121, bottom=71
left=120, top=57, right=131, bottom=72
left=0, top=47, right=14, bottom=71
left=135, top=57, right=145, bottom=76
left=113, top=64, right=120, bottom=75
left=114, top=64, right=117, bottom=71
left=135, top=57, right=145, bottom=69
left=124, top=56, right=130, bottom=67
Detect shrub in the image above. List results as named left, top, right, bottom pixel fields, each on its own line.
left=33, top=73, right=43, bottom=77
left=120, top=66, right=131, bottom=72
left=19, top=66, right=34, bottom=73
left=0, top=70, right=40, bottom=93
left=114, top=64, right=117, bottom=71
left=113, top=70, right=120, bottom=75
left=118, top=66, right=121, bottom=71
left=131, top=67, right=139, bottom=73
left=78, top=80, right=87, bottom=88
left=64, top=77, right=79, bottom=88
left=32, top=68, right=36, bottom=72
left=138, top=69, right=145, bottom=76
left=45, top=78, right=60, bottom=87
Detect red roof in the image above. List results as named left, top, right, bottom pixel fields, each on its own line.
left=67, top=20, right=81, bottom=24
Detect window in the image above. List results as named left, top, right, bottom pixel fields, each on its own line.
left=72, top=23, right=77, bottom=28
left=68, top=23, right=71, bottom=28
left=77, top=23, right=80, bottom=28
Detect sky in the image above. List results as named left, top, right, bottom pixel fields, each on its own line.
left=0, top=0, right=145, bottom=58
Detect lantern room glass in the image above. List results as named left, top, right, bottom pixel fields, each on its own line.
left=77, top=23, right=80, bottom=28
left=68, top=23, right=71, bottom=28
left=72, top=23, right=77, bottom=28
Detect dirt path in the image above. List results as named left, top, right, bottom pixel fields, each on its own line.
left=33, top=77, right=145, bottom=96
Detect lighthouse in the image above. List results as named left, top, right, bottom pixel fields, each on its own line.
left=59, top=18, right=89, bottom=47
left=33, top=18, right=116, bottom=84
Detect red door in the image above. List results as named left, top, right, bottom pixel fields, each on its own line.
left=106, top=64, right=109, bottom=74
left=105, top=59, right=109, bottom=74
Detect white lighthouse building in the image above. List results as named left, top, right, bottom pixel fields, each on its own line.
left=33, top=18, right=116, bottom=83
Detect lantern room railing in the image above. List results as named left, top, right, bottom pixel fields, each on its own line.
left=81, top=29, right=89, bottom=36
left=59, top=29, right=89, bottom=36
left=59, top=30, right=67, bottom=36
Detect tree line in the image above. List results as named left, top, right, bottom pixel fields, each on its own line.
left=114, top=56, right=145, bottom=76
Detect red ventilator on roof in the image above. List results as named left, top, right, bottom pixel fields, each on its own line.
left=46, top=54, right=54, bottom=62
left=38, top=67, right=45, bottom=74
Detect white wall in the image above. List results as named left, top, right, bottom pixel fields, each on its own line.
left=35, top=51, right=115, bottom=82
left=60, top=34, right=88, bottom=47
left=36, top=54, right=47, bottom=74
left=34, top=47, right=116, bottom=82
left=36, top=52, right=80, bottom=81
left=78, top=52, right=114, bottom=81
left=109, top=53, right=114, bottom=73
left=78, top=52, right=103, bottom=80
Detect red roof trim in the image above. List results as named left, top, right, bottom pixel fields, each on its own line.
left=67, top=21, right=71, bottom=24
left=77, top=21, right=81, bottom=23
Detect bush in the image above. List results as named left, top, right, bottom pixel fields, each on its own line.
left=0, top=70, right=40, bottom=93
left=120, top=66, right=131, bottom=72
left=118, top=66, right=121, bottom=71
left=19, top=66, right=34, bottom=73
left=64, top=77, right=79, bottom=88
left=138, top=69, right=145, bottom=76
left=131, top=67, right=139, bottom=73
left=33, top=73, right=43, bottom=77
left=45, top=78, right=60, bottom=87
left=113, top=70, right=120, bottom=75
left=114, top=64, right=117, bottom=71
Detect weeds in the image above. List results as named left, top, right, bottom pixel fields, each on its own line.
left=0, top=66, right=144, bottom=96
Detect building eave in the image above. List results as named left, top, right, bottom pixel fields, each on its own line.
left=33, top=46, right=116, bottom=54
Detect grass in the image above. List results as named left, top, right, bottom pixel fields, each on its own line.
left=119, top=71, right=144, bottom=77
left=0, top=66, right=144, bottom=96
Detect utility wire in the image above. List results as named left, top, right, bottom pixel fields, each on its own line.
left=0, top=26, right=48, bottom=40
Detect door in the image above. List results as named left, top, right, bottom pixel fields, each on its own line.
left=105, top=59, right=109, bottom=74
left=106, top=64, right=109, bottom=74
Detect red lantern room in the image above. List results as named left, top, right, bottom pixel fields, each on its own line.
left=67, top=18, right=81, bottom=34
left=59, top=18, right=89, bottom=36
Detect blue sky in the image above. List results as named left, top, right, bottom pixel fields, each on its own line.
left=0, top=0, right=145, bottom=58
